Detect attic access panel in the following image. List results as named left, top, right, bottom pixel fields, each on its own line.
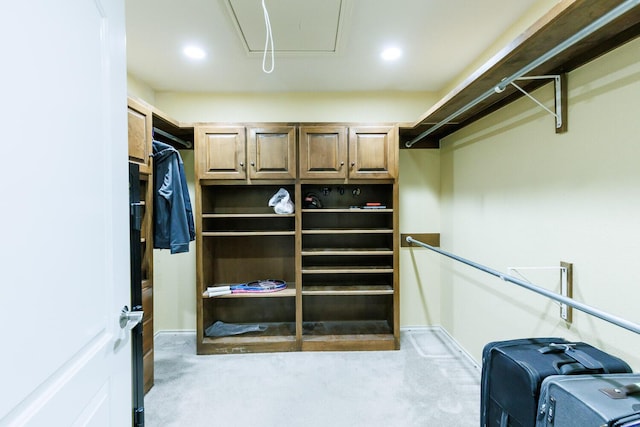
left=227, top=0, right=345, bottom=53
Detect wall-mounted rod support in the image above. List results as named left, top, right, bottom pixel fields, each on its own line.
left=153, top=127, right=192, bottom=149
left=560, top=261, right=573, bottom=322
left=404, top=0, right=639, bottom=147
left=405, top=236, right=640, bottom=335
left=507, top=264, right=573, bottom=322
left=507, top=75, right=564, bottom=130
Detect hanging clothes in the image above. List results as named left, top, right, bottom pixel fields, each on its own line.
left=152, top=140, right=195, bottom=254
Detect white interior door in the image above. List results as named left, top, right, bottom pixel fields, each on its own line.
left=0, top=0, right=130, bottom=425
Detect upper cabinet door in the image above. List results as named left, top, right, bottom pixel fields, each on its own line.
left=248, top=126, right=296, bottom=180
left=348, top=126, right=397, bottom=179
left=196, top=126, right=246, bottom=179
left=299, top=126, right=348, bottom=179
left=127, top=98, right=152, bottom=174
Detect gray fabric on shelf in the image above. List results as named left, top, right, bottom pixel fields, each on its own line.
left=204, top=320, right=268, bottom=337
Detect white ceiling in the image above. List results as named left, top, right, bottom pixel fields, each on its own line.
left=125, top=0, right=541, bottom=93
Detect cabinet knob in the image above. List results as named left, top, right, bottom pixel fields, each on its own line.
left=240, top=162, right=244, bottom=167
left=351, top=162, right=355, bottom=167
left=340, top=161, right=344, bottom=168
left=250, top=161, right=255, bottom=167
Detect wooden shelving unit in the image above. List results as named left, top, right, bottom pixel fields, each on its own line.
left=299, top=183, right=397, bottom=351
left=127, top=97, right=155, bottom=393
left=195, top=123, right=399, bottom=354
left=138, top=173, right=154, bottom=393
left=196, top=182, right=297, bottom=354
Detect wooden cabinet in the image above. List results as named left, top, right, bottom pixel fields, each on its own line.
left=247, top=126, right=296, bottom=180
left=196, top=184, right=298, bottom=354
left=127, top=98, right=153, bottom=175
left=195, top=122, right=399, bottom=354
left=196, top=126, right=246, bottom=179
left=299, top=125, right=396, bottom=179
left=127, top=97, right=154, bottom=392
left=300, top=183, right=399, bottom=350
left=299, top=126, right=348, bottom=179
left=196, top=125, right=296, bottom=180
left=348, top=126, right=396, bottom=179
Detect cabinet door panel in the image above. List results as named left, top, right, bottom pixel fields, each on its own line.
left=299, top=126, right=347, bottom=179
left=248, top=126, right=296, bottom=179
left=348, top=126, right=397, bottom=179
left=127, top=98, right=152, bottom=174
left=196, top=126, right=246, bottom=179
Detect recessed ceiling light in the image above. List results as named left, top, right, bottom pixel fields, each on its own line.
left=183, top=45, right=206, bottom=60
left=381, top=47, right=402, bottom=61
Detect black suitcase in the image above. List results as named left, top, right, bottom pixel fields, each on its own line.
left=481, top=337, right=632, bottom=427
left=536, top=374, right=640, bottom=427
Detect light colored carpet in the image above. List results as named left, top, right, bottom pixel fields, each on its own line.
left=144, top=329, right=480, bottom=427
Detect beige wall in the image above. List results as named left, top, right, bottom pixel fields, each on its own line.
left=151, top=150, right=197, bottom=332
left=399, top=149, right=442, bottom=326
left=439, top=36, right=640, bottom=368
left=439, top=0, right=559, bottom=98
left=127, top=74, right=155, bottom=104
left=153, top=91, right=435, bottom=124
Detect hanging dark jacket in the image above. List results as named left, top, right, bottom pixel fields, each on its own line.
left=152, top=140, right=195, bottom=254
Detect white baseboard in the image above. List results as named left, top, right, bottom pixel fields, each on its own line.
left=401, top=325, right=481, bottom=370
left=154, top=329, right=196, bottom=338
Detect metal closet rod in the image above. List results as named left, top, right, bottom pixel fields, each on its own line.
left=405, top=0, right=640, bottom=148
left=153, top=127, right=192, bottom=149
left=405, top=236, right=640, bottom=336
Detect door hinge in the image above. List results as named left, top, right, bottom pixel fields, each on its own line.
left=134, top=406, right=144, bottom=427
left=130, top=202, right=144, bottom=232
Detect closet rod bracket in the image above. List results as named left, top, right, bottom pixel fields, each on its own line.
left=507, top=263, right=573, bottom=322
left=495, top=74, right=567, bottom=133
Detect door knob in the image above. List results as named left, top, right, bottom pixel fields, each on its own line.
left=119, top=305, right=144, bottom=330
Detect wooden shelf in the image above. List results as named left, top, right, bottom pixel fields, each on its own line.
left=152, top=108, right=194, bottom=150
left=302, top=285, right=394, bottom=295
left=301, top=266, right=394, bottom=274
left=302, top=335, right=397, bottom=351
left=400, top=0, right=640, bottom=147
left=300, top=321, right=397, bottom=351
left=202, top=334, right=296, bottom=345
left=200, top=322, right=297, bottom=354
left=203, top=213, right=295, bottom=218
left=202, top=231, right=295, bottom=237
left=302, top=229, right=393, bottom=235
left=302, top=208, right=393, bottom=213
left=202, top=283, right=296, bottom=299
left=301, top=248, right=393, bottom=256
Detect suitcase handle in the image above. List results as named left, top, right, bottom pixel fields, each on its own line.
left=600, top=383, right=640, bottom=399
left=557, top=361, right=599, bottom=375
left=539, top=343, right=605, bottom=371
left=608, top=410, right=640, bottom=427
